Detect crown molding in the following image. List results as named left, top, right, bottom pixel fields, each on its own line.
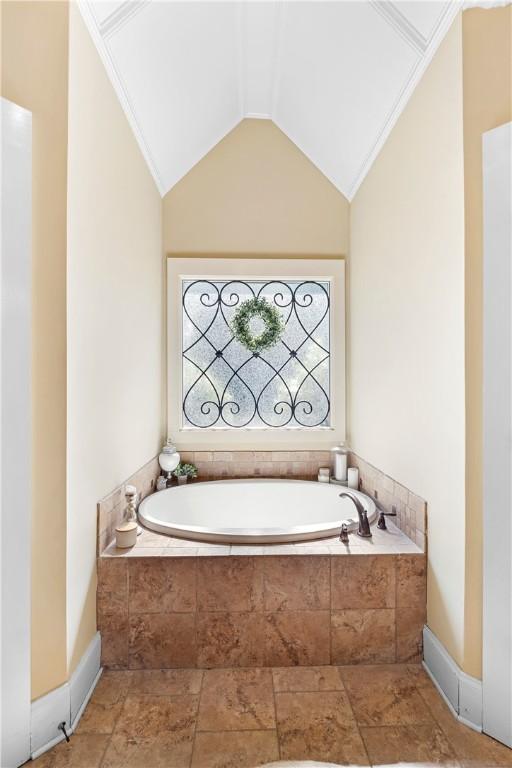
left=370, top=1, right=429, bottom=54
left=237, top=0, right=247, bottom=120
left=77, top=1, right=166, bottom=197
left=96, top=0, right=150, bottom=40
left=77, top=0, right=476, bottom=203
left=347, top=0, right=462, bottom=201
left=270, top=0, right=286, bottom=121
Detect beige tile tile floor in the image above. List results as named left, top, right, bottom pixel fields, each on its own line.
left=30, top=664, right=511, bottom=768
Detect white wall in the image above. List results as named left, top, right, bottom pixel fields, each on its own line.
left=66, top=4, right=164, bottom=673
left=1, top=0, right=69, bottom=700
left=482, top=121, right=512, bottom=745
left=1, top=97, right=32, bottom=768
left=461, top=5, right=512, bottom=678
left=348, top=17, right=466, bottom=665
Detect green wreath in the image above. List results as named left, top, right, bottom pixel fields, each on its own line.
left=231, top=297, right=284, bottom=353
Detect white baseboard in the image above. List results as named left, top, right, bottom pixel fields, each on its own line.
left=423, top=625, right=482, bottom=732
left=30, top=632, right=102, bottom=759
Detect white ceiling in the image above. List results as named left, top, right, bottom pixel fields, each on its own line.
left=78, top=1, right=462, bottom=200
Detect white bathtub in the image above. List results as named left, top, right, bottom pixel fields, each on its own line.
left=138, top=479, right=377, bottom=544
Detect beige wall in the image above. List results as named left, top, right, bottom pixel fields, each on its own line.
left=1, top=0, right=69, bottom=700
left=163, top=119, right=349, bottom=257
left=348, top=18, right=467, bottom=666
left=2, top=0, right=506, bottom=695
left=462, top=6, right=512, bottom=678
left=66, top=4, right=164, bottom=673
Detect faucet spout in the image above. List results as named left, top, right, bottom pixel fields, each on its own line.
left=339, top=492, right=372, bottom=538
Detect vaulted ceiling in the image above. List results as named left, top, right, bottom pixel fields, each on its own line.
left=78, top=1, right=462, bottom=200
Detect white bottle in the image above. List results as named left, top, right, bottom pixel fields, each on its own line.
left=331, top=445, right=348, bottom=481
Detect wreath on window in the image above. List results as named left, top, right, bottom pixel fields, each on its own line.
left=231, top=297, right=284, bottom=353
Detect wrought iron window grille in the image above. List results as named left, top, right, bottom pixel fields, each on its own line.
left=182, top=279, right=331, bottom=429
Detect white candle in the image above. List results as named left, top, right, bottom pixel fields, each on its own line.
left=347, top=467, right=359, bottom=490
left=332, top=446, right=348, bottom=481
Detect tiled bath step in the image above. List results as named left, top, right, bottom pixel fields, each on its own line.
left=32, top=664, right=511, bottom=767
left=97, top=543, right=426, bottom=670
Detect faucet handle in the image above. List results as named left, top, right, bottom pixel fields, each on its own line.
left=377, top=511, right=387, bottom=530
left=339, top=522, right=349, bottom=544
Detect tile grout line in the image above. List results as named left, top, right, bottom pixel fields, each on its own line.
left=329, top=554, right=333, bottom=664
left=394, top=555, right=398, bottom=663
left=414, top=676, right=465, bottom=762
left=194, top=557, right=198, bottom=670
left=270, top=669, right=281, bottom=761
left=191, top=726, right=278, bottom=734
left=113, top=675, right=132, bottom=728
left=98, top=672, right=133, bottom=767
left=126, top=558, right=131, bottom=670
left=97, top=731, right=113, bottom=768
left=190, top=667, right=206, bottom=768
left=106, top=660, right=412, bottom=674
left=337, top=669, right=373, bottom=765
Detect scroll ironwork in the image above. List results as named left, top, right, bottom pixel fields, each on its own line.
left=182, top=279, right=331, bottom=429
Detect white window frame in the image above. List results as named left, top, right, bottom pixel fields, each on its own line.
left=167, top=256, right=345, bottom=450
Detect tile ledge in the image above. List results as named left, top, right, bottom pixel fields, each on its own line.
left=100, top=539, right=423, bottom=559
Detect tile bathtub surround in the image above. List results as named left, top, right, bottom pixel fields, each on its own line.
left=179, top=448, right=427, bottom=527
left=179, top=449, right=427, bottom=551
left=348, top=451, right=428, bottom=552
left=97, top=456, right=160, bottom=555
left=95, top=451, right=330, bottom=555
left=104, top=514, right=422, bottom=557
left=96, top=450, right=428, bottom=554
left=97, top=549, right=426, bottom=670
left=178, top=450, right=333, bottom=481
left=33, top=664, right=510, bottom=768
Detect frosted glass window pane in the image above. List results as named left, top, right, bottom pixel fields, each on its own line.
left=182, top=279, right=330, bottom=429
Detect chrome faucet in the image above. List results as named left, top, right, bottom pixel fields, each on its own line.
left=339, top=492, right=372, bottom=538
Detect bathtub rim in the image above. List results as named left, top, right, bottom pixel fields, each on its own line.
left=137, top=478, right=377, bottom=544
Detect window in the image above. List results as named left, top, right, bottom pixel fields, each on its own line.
left=168, top=258, right=345, bottom=449
left=182, top=279, right=330, bottom=429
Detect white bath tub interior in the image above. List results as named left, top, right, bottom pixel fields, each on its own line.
left=138, top=479, right=377, bottom=544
